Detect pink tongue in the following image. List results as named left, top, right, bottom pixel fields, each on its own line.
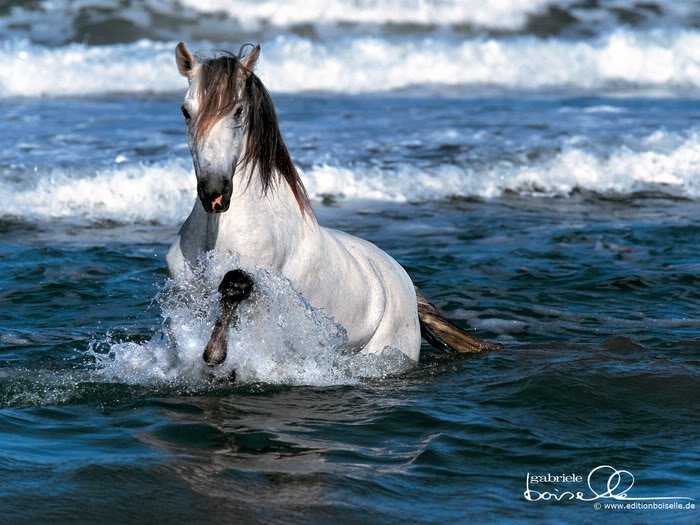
left=212, top=195, right=223, bottom=209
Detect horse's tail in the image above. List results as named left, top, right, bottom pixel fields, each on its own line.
left=416, top=288, right=502, bottom=353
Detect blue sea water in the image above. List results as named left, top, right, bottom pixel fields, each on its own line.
left=1, top=1, right=699, bottom=523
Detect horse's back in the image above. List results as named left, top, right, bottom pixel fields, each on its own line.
left=321, top=228, right=421, bottom=359
left=325, top=228, right=414, bottom=299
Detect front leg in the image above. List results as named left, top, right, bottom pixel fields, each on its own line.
left=203, top=269, right=254, bottom=366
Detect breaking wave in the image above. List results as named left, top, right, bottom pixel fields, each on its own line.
left=2, top=128, right=699, bottom=226
left=2, top=28, right=700, bottom=97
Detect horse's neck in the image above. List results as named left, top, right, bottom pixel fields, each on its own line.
left=206, top=166, right=317, bottom=269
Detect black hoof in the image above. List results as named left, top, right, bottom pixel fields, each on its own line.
left=218, top=269, right=254, bottom=303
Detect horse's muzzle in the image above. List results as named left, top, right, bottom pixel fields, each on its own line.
left=197, top=183, right=232, bottom=213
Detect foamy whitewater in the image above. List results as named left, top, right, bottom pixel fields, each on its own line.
left=3, top=29, right=700, bottom=96
left=2, top=1, right=700, bottom=95
left=2, top=127, right=699, bottom=226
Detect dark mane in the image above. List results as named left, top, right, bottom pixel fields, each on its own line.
left=193, top=51, right=311, bottom=214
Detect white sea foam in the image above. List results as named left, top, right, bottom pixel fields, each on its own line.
left=304, top=128, right=700, bottom=200
left=0, top=158, right=195, bottom=224
left=2, top=29, right=700, bottom=97
left=2, top=128, right=699, bottom=226
left=259, top=30, right=700, bottom=93
left=0, top=39, right=181, bottom=97
left=91, top=253, right=412, bottom=387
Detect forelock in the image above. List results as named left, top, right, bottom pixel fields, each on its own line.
left=192, top=53, right=245, bottom=143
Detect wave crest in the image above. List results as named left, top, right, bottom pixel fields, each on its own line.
left=2, top=128, right=699, bottom=225
left=2, top=29, right=700, bottom=97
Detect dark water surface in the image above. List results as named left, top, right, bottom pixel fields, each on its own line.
left=1, top=200, right=699, bottom=523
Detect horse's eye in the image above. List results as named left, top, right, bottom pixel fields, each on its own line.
left=181, top=105, right=191, bottom=121
left=234, top=106, right=243, bottom=119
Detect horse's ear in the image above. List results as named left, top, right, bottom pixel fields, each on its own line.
left=240, top=44, right=261, bottom=73
left=175, top=42, right=196, bottom=78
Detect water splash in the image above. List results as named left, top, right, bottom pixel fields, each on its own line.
left=90, top=253, right=414, bottom=387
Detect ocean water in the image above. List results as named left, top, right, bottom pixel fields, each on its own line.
left=1, top=1, right=699, bottom=523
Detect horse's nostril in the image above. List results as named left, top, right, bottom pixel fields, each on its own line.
left=211, top=194, right=224, bottom=210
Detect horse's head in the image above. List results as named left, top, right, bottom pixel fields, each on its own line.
left=175, top=42, right=260, bottom=214
left=176, top=42, right=310, bottom=216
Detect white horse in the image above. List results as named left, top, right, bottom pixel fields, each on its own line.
left=166, top=43, right=499, bottom=368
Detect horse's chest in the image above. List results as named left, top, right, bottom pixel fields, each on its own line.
left=208, top=217, right=286, bottom=269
